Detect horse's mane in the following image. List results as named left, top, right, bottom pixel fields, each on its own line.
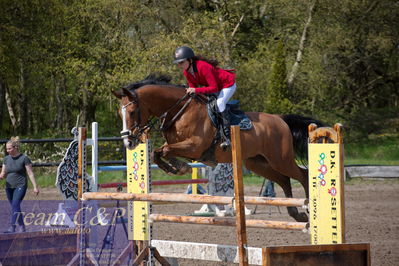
left=123, top=73, right=185, bottom=91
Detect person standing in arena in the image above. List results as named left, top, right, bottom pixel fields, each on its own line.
left=0, top=137, right=39, bottom=233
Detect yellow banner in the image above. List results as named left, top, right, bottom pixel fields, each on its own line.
left=309, top=143, right=344, bottom=244
left=126, top=142, right=151, bottom=241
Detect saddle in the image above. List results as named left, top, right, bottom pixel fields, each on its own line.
left=198, top=95, right=252, bottom=164
left=206, top=95, right=253, bottom=131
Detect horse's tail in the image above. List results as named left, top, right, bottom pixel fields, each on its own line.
left=281, top=114, right=324, bottom=163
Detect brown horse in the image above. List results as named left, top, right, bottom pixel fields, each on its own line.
left=113, top=75, right=323, bottom=222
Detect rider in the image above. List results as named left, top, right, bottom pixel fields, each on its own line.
left=173, top=46, right=236, bottom=150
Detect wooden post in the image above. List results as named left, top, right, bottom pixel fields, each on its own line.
left=77, top=127, right=86, bottom=200
left=308, top=123, right=345, bottom=244
left=335, top=123, right=345, bottom=244
left=231, top=125, right=248, bottom=266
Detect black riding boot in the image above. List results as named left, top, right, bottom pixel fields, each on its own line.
left=219, top=110, right=231, bottom=151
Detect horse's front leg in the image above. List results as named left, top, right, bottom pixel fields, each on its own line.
left=153, top=149, right=179, bottom=175
left=153, top=139, right=202, bottom=175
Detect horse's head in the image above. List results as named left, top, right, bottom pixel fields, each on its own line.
left=112, top=87, right=145, bottom=150
left=113, top=73, right=188, bottom=149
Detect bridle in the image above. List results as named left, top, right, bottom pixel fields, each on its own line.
left=120, top=90, right=196, bottom=146
left=120, top=91, right=157, bottom=146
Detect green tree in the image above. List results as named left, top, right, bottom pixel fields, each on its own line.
left=266, top=40, right=293, bottom=114
left=0, top=0, right=397, bottom=141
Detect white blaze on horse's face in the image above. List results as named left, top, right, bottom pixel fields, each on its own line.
left=120, top=101, right=138, bottom=150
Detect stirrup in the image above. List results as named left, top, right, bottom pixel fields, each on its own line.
left=220, top=139, right=231, bottom=151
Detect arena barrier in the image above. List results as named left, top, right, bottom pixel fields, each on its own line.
left=79, top=124, right=369, bottom=266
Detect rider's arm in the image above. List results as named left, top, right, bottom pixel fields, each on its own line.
left=193, top=62, right=219, bottom=94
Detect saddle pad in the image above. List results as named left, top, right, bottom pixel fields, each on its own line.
left=207, top=98, right=253, bottom=130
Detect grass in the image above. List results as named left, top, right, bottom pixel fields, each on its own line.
left=344, top=134, right=399, bottom=165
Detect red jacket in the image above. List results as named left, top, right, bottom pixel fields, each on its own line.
left=183, top=60, right=235, bottom=94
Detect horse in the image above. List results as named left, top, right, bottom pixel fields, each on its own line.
left=112, top=75, right=323, bottom=222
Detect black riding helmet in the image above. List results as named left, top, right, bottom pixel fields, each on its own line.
left=173, top=46, right=195, bottom=64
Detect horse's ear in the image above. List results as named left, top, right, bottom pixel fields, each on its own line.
left=122, top=88, right=137, bottom=101
left=112, top=88, right=136, bottom=100
left=112, top=89, right=124, bottom=99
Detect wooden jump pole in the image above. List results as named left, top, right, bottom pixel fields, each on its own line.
left=149, top=214, right=308, bottom=231
left=231, top=125, right=248, bottom=266
left=82, top=192, right=307, bottom=207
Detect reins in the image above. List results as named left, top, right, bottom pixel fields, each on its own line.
left=159, top=93, right=196, bottom=131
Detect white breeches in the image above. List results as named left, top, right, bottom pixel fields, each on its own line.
left=217, top=83, right=236, bottom=112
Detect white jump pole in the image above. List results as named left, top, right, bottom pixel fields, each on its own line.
left=86, top=122, right=98, bottom=192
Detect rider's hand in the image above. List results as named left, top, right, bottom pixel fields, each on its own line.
left=186, top=87, right=196, bottom=94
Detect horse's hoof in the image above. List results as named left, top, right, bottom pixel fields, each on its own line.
left=176, top=165, right=192, bottom=175
left=296, top=212, right=309, bottom=222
